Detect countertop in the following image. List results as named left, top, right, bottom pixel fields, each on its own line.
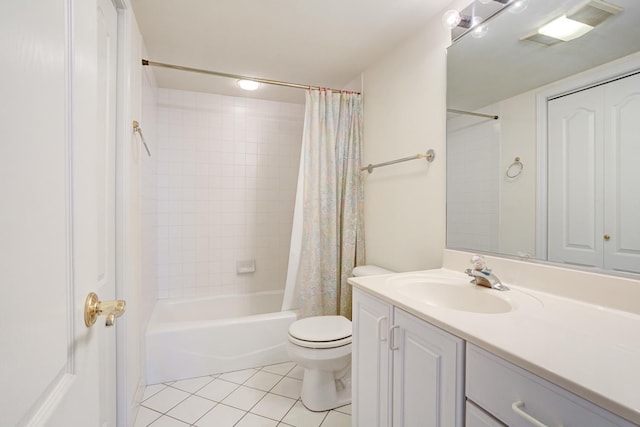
left=348, top=268, right=640, bottom=425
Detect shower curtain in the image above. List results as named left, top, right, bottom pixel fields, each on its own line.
left=283, top=89, right=364, bottom=319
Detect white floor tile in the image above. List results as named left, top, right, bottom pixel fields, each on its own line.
left=142, top=384, right=167, bottom=401
left=166, top=395, right=216, bottom=424
left=218, top=368, right=259, bottom=384
left=270, top=377, right=302, bottom=399
left=235, top=413, right=279, bottom=427
left=286, top=365, right=305, bottom=380
left=250, top=393, right=296, bottom=421
left=320, top=411, right=351, bottom=427
left=334, top=403, right=351, bottom=415
left=139, top=366, right=350, bottom=427
left=195, top=378, right=239, bottom=402
left=222, top=385, right=267, bottom=411
left=194, top=404, right=245, bottom=427
left=261, top=361, right=295, bottom=376
left=169, top=375, right=215, bottom=393
left=142, top=387, right=191, bottom=413
left=280, top=401, right=327, bottom=427
left=243, top=370, right=283, bottom=392
left=148, top=415, right=190, bottom=427
left=133, top=406, right=162, bottom=427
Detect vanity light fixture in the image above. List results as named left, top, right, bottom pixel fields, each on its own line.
left=442, top=10, right=466, bottom=30
left=471, top=23, right=490, bottom=38
left=508, top=0, right=529, bottom=14
left=237, top=79, right=260, bottom=91
left=442, top=10, right=483, bottom=30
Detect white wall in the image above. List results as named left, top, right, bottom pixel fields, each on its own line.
left=116, top=6, right=158, bottom=425
left=156, top=90, right=304, bottom=298
left=361, top=1, right=467, bottom=272
left=498, top=91, right=536, bottom=257
left=140, top=52, right=158, bottom=341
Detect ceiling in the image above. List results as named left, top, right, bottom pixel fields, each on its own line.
left=448, top=0, right=640, bottom=111
left=131, top=0, right=454, bottom=103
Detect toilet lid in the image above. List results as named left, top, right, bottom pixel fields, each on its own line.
left=288, top=315, right=352, bottom=343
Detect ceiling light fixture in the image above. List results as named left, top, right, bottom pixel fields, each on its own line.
left=523, top=1, right=621, bottom=46
left=237, top=80, right=260, bottom=91
left=537, top=14, right=594, bottom=41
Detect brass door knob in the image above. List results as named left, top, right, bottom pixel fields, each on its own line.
left=604, top=234, right=611, bottom=241
left=84, top=292, right=126, bottom=327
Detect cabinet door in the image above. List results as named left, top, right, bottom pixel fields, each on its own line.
left=603, top=72, right=640, bottom=274
left=392, top=308, right=465, bottom=427
left=352, top=289, right=393, bottom=427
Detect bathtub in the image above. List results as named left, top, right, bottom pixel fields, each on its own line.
left=146, top=290, right=297, bottom=384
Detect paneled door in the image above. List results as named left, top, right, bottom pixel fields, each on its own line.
left=603, top=72, right=640, bottom=273
left=548, top=72, right=640, bottom=273
left=0, top=0, right=121, bottom=425
left=547, top=86, right=604, bottom=268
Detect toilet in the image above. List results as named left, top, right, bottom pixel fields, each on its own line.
left=287, top=265, right=394, bottom=411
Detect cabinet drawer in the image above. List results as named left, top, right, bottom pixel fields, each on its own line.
left=467, top=401, right=506, bottom=427
left=466, top=344, right=635, bottom=427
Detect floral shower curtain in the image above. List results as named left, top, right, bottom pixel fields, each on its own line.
left=283, top=89, right=365, bottom=319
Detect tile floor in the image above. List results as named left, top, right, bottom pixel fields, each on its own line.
left=134, top=362, right=352, bottom=427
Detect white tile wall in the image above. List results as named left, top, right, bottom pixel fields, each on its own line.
left=156, top=89, right=304, bottom=298
left=446, top=108, right=501, bottom=253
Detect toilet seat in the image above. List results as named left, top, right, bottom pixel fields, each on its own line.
left=288, top=315, right=352, bottom=349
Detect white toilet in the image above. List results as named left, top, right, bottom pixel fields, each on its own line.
left=287, top=265, right=393, bottom=411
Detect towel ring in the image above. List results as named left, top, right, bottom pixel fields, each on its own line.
left=506, top=157, right=523, bottom=178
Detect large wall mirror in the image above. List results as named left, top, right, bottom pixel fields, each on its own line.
left=446, top=0, right=640, bottom=275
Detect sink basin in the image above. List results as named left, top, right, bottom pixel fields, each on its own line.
left=388, top=275, right=514, bottom=314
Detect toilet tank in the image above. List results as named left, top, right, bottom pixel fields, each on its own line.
left=351, top=265, right=394, bottom=277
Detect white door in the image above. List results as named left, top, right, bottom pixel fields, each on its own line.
left=96, top=0, right=119, bottom=425
left=547, top=87, right=605, bottom=268
left=548, top=72, right=640, bottom=273
left=603, top=72, right=640, bottom=273
left=0, top=0, right=120, bottom=425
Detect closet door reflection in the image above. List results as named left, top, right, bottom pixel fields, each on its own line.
left=547, top=72, right=640, bottom=273
left=604, top=72, right=640, bottom=273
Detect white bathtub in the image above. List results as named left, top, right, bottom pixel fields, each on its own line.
left=146, top=290, right=297, bottom=384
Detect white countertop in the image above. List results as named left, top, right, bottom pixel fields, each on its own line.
left=348, top=268, right=640, bottom=425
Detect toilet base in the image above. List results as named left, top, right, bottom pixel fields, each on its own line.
left=300, top=365, right=351, bottom=412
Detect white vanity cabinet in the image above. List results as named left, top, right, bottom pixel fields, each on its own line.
left=352, top=289, right=465, bottom=427
left=466, top=344, right=636, bottom=427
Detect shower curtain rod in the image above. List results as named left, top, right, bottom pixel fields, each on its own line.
left=447, top=108, right=499, bottom=120
left=142, top=59, right=361, bottom=94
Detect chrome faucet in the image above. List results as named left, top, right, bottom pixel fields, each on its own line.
left=464, top=255, right=509, bottom=291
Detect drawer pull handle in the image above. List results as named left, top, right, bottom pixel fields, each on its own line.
left=512, top=401, right=555, bottom=427
left=377, top=316, right=388, bottom=342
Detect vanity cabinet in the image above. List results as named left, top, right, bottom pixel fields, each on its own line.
left=466, top=344, right=636, bottom=427
left=352, top=289, right=465, bottom=427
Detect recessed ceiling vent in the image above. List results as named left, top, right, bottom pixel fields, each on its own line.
left=521, top=32, right=563, bottom=46
left=521, top=0, right=622, bottom=46
left=567, top=0, right=623, bottom=27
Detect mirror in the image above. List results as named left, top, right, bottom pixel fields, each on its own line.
left=446, top=0, right=640, bottom=274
